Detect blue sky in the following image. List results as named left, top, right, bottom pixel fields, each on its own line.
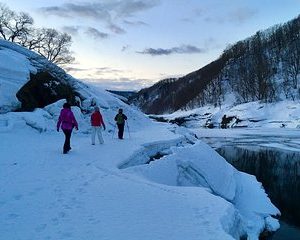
left=2, top=0, right=300, bottom=90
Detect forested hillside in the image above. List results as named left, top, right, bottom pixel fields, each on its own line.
left=130, top=15, right=300, bottom=114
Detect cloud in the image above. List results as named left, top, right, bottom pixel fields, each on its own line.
left=121, top=45, right=130, bottom=52
left=83, top=77, right=155, bottom=91
left=137, top=44, right=206, bottom=56
left=204, top=6, right=257, bottom=24
left=64, top=66, right=88, bottom=72
left=180, top=7, right=206, bottom=23
left=65, top=66, right=125, bottom=75
left=194, top=8, right=205, bottom=17
left=94, top=67, right=125, bottom=75
left=111, top=0, right=160, bottom=18
left=39, top=3, right=110, bottom=20
left=228, top=7, right=257, bottom=23
left=85, top=27, right=109, bottom=39
left=123, top=20, right=148, bottom=26
left=62, top=26, right=80, bottom=35
left=65, top=64, right=173, bottom=91
left=108, top=23, right=126, bottom=34
left=65, top=66, right=132, bottom=80
left=64, top=64, right=156, bottom=91
left=61, top=26, right=110, bottom=40
left=39, top=1, right=160, bottom=34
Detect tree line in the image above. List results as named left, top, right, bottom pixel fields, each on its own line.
left=188, top=15, right=300, bottom=108
left=0, top=3, right=73, bottom=65
left=131, top=15, right=300, bottom=114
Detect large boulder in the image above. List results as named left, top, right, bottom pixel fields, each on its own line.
left=16, top=71, right=80, bottom=111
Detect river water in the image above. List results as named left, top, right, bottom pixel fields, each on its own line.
left=193, top=128, right=300, bottom=239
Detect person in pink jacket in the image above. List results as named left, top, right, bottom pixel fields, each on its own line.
left=57, top=102, right=78, bottom=154
left=90, top=106, right=106, bottom=145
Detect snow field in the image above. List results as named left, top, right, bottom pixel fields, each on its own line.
left=0, top=38, right=281, bottom=239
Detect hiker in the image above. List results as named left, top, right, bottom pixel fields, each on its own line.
left=114, top=108, right=127, bottom=139
left=221, top=114, right=228, bottom=129
left=91, top=106, right=106, bottom=145
left=57, top=102, right=78, bottom=154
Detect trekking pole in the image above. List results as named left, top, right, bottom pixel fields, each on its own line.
left=126, top=121, right=131, bottom=139
left=112, top=124, right=116, bottom=139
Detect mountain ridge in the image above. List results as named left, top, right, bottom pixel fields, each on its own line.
left=130, top=15, right=300, bottom=114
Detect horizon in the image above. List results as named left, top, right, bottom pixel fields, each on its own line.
left=1, top=0, right=300, bottom=91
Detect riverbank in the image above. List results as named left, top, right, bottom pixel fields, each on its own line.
left=193, top=128, right=300, bottom=239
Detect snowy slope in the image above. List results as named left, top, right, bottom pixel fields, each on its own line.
left=0, top=45, right=36, bottom=112
left=0, top=40, right=280, bottom=239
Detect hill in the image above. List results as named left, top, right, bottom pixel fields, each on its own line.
left=130, top=15, right=300, bottom=114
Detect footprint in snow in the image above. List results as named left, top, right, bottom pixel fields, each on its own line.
left=13, top=194, right=23, bottom=200
left=58, top=211, right=66, bottom=218
left=60, top=232, right=73, bottom=238
left=7, top=213, right=19, bottom=219
left=51, top=217, right=59, bottom=226
left=35, top=224, right=47, bottom=232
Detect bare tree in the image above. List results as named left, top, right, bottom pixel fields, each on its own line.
left=0, top=4, right=74, bottom=65
left=282, top=41, right=300, bottom=89
left=0, top=3, right=33, bottom=42
left=18, top=28, right=44, bottom=50
left=35, top=28, right=74, bottom=65
left=0, top=3, right=13, bottom=40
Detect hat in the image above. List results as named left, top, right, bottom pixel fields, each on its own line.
left=94, top=106, right=100, bottom=111
left=63, top=102, right=70, bottom=109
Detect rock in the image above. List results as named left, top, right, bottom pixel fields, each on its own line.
left=16, top=71, right=80, bottom=111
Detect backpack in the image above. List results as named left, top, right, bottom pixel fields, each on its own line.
left=116, top=114, right=124, bottom=124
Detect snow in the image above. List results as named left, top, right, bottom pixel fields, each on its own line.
left=0, top=40, right=281, bottom=239
left=0, top=47, right=34, bottom=113
left=0, top=103, right=280, bottom=239
left=158, top=100, right=300, bottom=129
left=0, top=114, right=232, bottom=240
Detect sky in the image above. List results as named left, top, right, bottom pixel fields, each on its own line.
left=1, top=0, right=300, bottom=91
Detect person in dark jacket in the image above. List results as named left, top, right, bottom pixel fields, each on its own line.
left=57, top=102, right=78, bottom=154
left=114, top=108, right=127, bottom=139
left=90, top=106, right=106, bottom=145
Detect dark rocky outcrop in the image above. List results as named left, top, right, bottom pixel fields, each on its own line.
left=16, top=71, right=80, bottom=111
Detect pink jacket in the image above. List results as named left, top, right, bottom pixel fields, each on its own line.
left=57, top=108, right=78, bottom=130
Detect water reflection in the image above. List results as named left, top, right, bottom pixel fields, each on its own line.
left=216, top=146, right=300, bottom=227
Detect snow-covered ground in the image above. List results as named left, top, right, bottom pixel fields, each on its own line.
left=0, top=105, right=280, bottom=240
left=0, top=39, right=281, bottom=239
left=157, top=100, right=300, bottom=129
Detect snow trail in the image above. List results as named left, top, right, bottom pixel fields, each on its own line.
left=1, top=128, right=237, bottom=240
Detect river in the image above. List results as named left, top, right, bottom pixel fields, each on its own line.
left=193, top=128, right=300, bottom=239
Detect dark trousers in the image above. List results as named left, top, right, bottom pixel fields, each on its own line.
left=62, top=129, right=72, bottom=153
left=117, top=123, right=125, bottom=139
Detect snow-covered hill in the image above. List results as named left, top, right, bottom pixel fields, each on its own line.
left=0, top=40, right=280, bottom=239
left=130, top=15, right=300, bottom=115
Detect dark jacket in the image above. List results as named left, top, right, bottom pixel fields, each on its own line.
left=114, top=113, right=127, bottom=124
